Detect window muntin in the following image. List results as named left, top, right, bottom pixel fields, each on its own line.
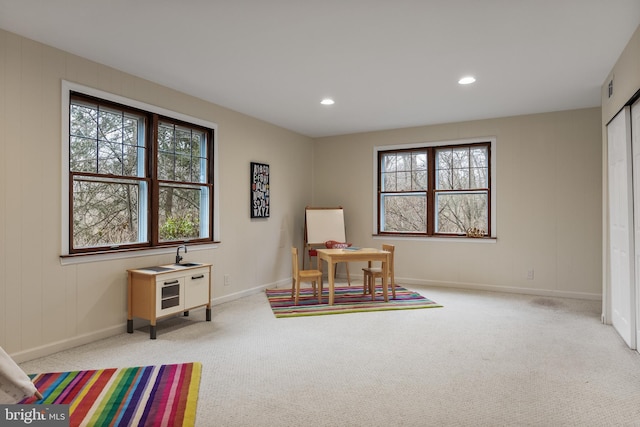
left=381, top=151, right=428, bottom=192
left=156, top=121, right=211, bottom=243
left=69, top=98, right=148, bottom=250
left=378, top=142, right=491, bottom=237
left=380, top=151, right=429, bottom=233
left=69, top=93, right=214, bottom=253
left=157, top=122, right=208, bottom=182
left=434, top=146, right=489, bottom=234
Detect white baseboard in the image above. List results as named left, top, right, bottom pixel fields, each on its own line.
left=400, top=277, right=602, bottom=301
left=330, top=272, right=602, bottom=300
left=10, top=276, right=599, bottom=362
left=211, top=278, right=289, bottom=305
left=293, top=271, right=602, bottom=300
left=11, top=279, right=291, bottom=363
left=10, top=325, right=124, bottom=363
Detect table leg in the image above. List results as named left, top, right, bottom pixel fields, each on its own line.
left=317, top=257, right=323, bottom=304
left=328, top=261, right=335, bottom=305
left=382, top=256, right=389, bottom=302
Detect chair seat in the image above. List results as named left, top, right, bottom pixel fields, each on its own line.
left=299, top=270, right=322, bottom=280
left=362, top=244, right=396, bottom=300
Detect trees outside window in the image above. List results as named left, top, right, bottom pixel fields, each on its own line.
left=69, top=93, right=214, bottom=253
left=378, top=141, right=491, bottom=237
left=156, top=121, right=210, bottom=242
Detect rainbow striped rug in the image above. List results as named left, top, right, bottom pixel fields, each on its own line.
left=19, top=362, right=201, bottom=427
left=266, top=285, right=442, bottom=318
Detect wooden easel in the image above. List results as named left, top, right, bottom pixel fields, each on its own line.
left=303, top=206, right=351, bottom=284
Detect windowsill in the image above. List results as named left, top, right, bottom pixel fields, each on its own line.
left=373, top=234, right=496, bottom=243
left=60, top=242, right=220, bottom=265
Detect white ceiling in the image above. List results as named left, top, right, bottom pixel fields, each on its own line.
left=1, top=1, right=639, bottom=137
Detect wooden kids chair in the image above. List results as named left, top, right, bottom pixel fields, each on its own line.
left=362, top=244, right=396, bottom=300
left=291, top=247, right=323, bottom=305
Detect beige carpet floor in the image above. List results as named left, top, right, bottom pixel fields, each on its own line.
left=19, top=283, right=640, bottom=426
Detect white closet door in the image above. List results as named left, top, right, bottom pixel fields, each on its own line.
left=632, top=99, right=640, bottom=349
left=608, top=106, right=636, bottom=349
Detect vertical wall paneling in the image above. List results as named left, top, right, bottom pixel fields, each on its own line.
left=3, top=32, right=23, bottom=353
left=41, top=46, right=68, bottom=344
left=19, top=37, right=44, bottom=351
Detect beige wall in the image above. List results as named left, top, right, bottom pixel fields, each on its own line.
left=0, top=26, right=607, bottom=361
left=0, top=29, right=313, bottom=361
left=602, top=25, right=640, bottom=125
left=313, top=108, right=603, bottom=299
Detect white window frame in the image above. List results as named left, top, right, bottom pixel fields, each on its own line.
left=373, top=137, right=497, bottom=240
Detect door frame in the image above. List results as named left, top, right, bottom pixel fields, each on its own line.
left=606, top=105, right=636, bottom=349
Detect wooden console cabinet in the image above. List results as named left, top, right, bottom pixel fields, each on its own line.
left=127, top=264, right=212, bottom=339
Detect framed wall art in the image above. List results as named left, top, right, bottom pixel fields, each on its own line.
left=250, top=162, right=270, bottom=218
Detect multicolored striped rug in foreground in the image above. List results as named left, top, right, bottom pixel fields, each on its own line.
left=266, top=285, right=442, bottom=318
left=19, top=362, right=201, bottom=427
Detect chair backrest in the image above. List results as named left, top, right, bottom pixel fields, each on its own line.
left=291, top=247, right=300, bottom=278
left=382, top=244, right=395, bottom=279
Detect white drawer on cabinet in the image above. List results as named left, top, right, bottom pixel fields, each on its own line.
left=156, top=277, right=185, bottom=316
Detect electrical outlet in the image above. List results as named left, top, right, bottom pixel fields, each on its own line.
left=526, top=269, right=534, bottom=280
left=224, top=274, right=231, bottom=286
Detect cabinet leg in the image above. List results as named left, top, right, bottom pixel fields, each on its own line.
left=183, top=311, right=189, bottom=316
left=206, top=307, right=211, bottom=321
left=150, top=325, right=156, bottom=340
left=127, top=319, right=133, bottom=333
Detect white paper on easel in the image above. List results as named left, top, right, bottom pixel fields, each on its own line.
left=305, top=208, right=346, bottom=245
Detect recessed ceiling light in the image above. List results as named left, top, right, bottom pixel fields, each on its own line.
left=458, top=76, right=476, bottom=85
left=320, top=98, right=335, bottom=105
